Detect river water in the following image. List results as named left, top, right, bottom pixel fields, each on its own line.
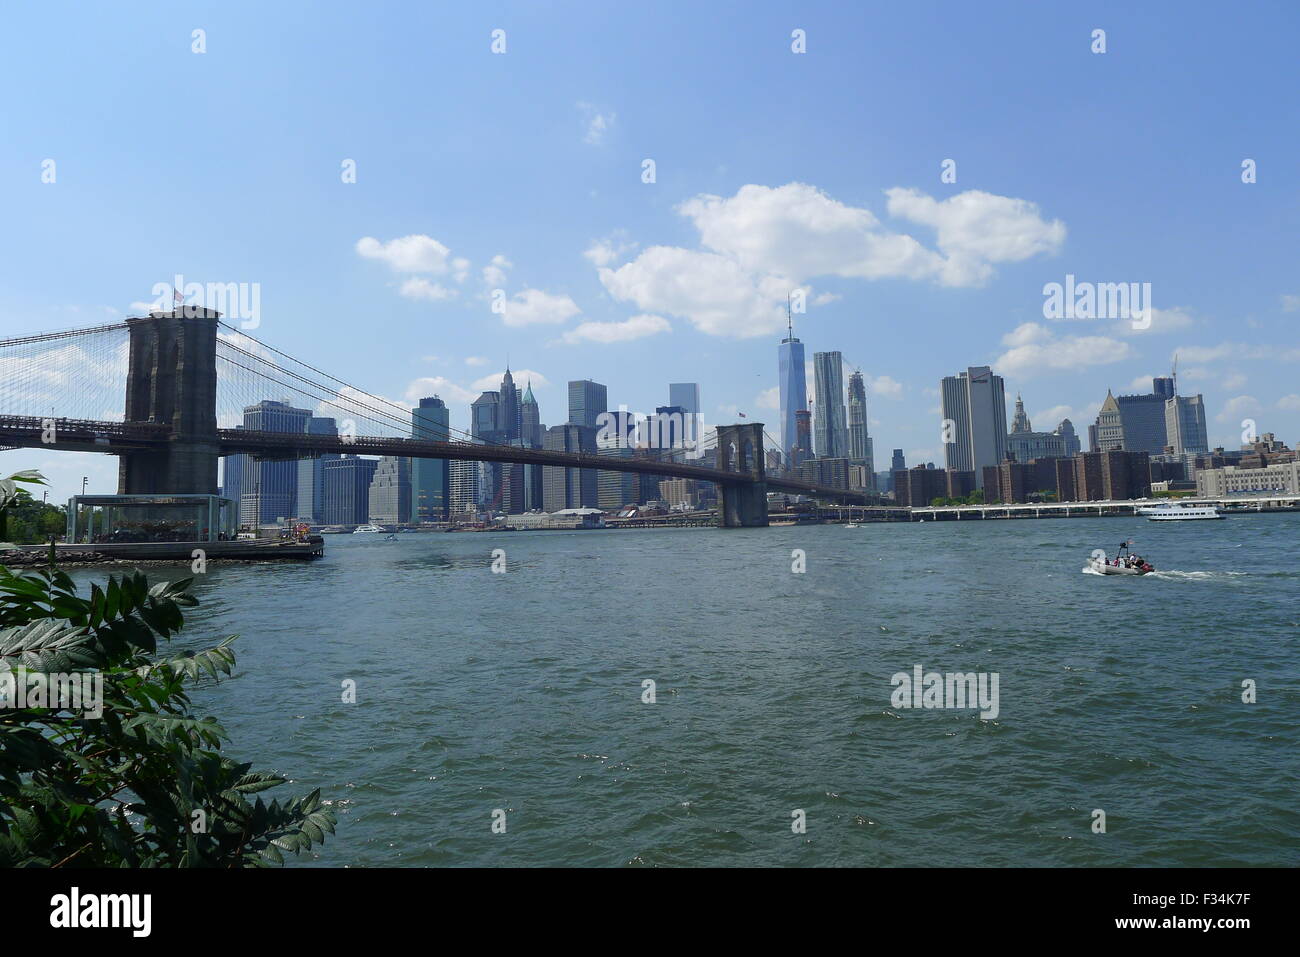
left=67, top=514, right=1300, bottom=866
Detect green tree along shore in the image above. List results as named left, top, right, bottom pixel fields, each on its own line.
left=0, top=471, right=64, bottom=545
left=0, top=472, right=335, bottom=866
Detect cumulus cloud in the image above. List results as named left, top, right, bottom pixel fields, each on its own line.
left=1115, top=305, right=1196, bottom=336
left=356, top=235, right=455, bottom=274
left=869, top=375, right=904, bottom=399
left=399, top=277, right=456, bottom=301
left=1277, top=394, right=1300, bottom=410
left=1216, top=395, right=1261, bottom=422
left=482, top=254, right=512, bottom=288
left=583, top=233, right=638, bottom=267
left=994, top=322, right=1133, bottom=378
left=402, top=376, right=477, bottom=406
left=1282, top=294, right=1300, bottom=312
left=498, top=289, right=582, bottom=327
left=755, top=386, right=780, bottom=410
left=464, top=356, right=489, bottom=366
left=597, top=182, right=1064, bottom=338
left=470, top=369, right=550, bottom=391
left=560, top=313, right=670, bottom=345
left=578, top=102, right=615, bottom=145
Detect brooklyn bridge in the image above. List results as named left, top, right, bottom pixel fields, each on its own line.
left=0, top=309, right=864, bottom=528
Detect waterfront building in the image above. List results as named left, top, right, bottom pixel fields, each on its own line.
left=796, top=456, right=851, bottom=491
left=368, top=456, right=411, bottom=524
left=1006, top=395, right=1067, bottom=462
left=321, top=455, right=377, bottom=525
left=411, top=396, right=450, bottom=522
left=239, top=400, right=311, bottom=525
left=568, top=379, right=608, bottom=430
left=1166, top=394, right=1210, bottom=455
left=1055, top=418, right=1082, bottom=457
left=520, top=380, right=543, bottom=448
left=893, top=465, right=949, bottom=507
left=498, top=367, right=522, bottom=442
left=941, top=366, right=1007, bottom=487
left=812, top=351, right=848, bottom=459
left=659, top=478, right=702, bottom=509
left=1072, top=450, right=1151, bottom=501
left=296, top=416, right=340, bottom=522
left=778, top=319, right=807, bottom=468
left=1117, top=384, right=1170, bottom=454
left=846, top=370, right=875, bottom=486
left=448, top=458, right=479, bottom=519
left=1090, top=390, right=1125, bottom=451
left=792, top=409, right=813, bottom=467
left=1196, top=460, right=1300, bottom=497
left=543, top=423, right=598, bottom=511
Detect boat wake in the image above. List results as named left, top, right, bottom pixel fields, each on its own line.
left=1148, top=569, right=1247, bottom=581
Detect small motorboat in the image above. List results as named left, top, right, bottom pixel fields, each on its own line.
left=1090, top=540, right=1155, bottom=576
left=845, top=522, right=862, bottom=528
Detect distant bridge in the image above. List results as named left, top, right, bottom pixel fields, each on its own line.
left=0, top=311, right=864, bottom=526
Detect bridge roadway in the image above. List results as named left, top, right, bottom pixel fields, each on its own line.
left=0, top=415, right=864, bottom=504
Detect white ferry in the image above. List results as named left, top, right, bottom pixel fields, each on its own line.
left=1137, top=502, right=1224, bottom=521
left=352, top=523, right=385, bottom=534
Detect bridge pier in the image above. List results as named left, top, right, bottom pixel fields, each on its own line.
left=714, top=423, right=768, bottom=528
left=117, top=308, right=222, bottom=495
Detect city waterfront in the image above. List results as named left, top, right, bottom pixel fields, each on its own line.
left=64, top=514, right=1300, bottom=867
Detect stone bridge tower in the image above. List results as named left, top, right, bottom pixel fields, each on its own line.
left=714, top=422, right=768, bottom=527
left=117, top=308, right=222, bottom=495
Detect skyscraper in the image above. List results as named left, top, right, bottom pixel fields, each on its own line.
left=411, top=396, right=450, bottom=521
left=1055, top=418, right=1082, bottom=456
left=1165, top=394, right=1209, bottom=454
left=368, top=456, right=411, bottom=524
left=846, top=370, right=874, bottom=485
left=1010, top=394, right=1031, bottom=433
left=668, top=383, right=700, bottom=417
left=296, top=416, right=339, bottom=522
left=1092, top=390, right=1124, bottom=451
left=322, top=455, right=377, bottom=525
left=812, top=351, right=847, bottom=459
left=793, top=410, right=812, bottom=466
left=499, top=367, right=521, bottom=442
left=940, top=366, right=1007, bottom=488
left=778, top=320, right=807, bottom=467
left=240, top=400, right=311, bottom=525
left=543, top=423, right=598, bottom=510
left=520, top=380, right=542, bottom=448
left=568, top=379, right=607, bottom=430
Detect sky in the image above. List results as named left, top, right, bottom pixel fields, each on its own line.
left=3, top=1, right=1299, bottom=504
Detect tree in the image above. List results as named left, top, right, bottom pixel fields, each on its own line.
left=0, top=471, right=65, bottom=547
left=0, top=470, right=335, bottom=867
left=967, top=489, right=986, bottom=505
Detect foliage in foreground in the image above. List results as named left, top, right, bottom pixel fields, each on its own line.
left=0, top=474, right=335, bottom=866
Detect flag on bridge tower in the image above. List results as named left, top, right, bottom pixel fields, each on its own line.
left=173, top=287, right=184, bottom=305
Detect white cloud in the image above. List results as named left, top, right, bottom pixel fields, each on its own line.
left=498, top=289, right=582, bottom=327
left=1115, top=306, right=1195, bottom=336
left=482, top=254, right=512, bottom=287
left=464, top=356, right=489, bottom=366
left=812, top=291, right=841, bottom=305
left=471, top=370, right=550, bottom=391
left=1277, top=394, right=1300, bottom=410
left=1216, top=395, right=1261, bottom=423
left=583, top=234, right=638, bottom=267
left=755, top=386, right=780, bottom=410
left=869, top=375, right=903, bottom=399
left=356, top=235, right=454, bottom=274
left=560, top=313, right=671, bottom=345
left=884, top=187, right=1067, bottom=286
left=402, top=377, right=477, bottom=406
left=577, top=102, right=616, bottom=145
left=1221, top=372, right=1248, bottom=390
left=598, top=246, right=784, bottom=338
left=1174, top=341, right=1300, bottom=363
left=1281, top=294, right=1300, bottom=312
left=451, top=257, right=470, bottom=283
left=994, top=322, right=1133, bottom=378
left=1127, top=374, right=1156, bottom=392
left=399, top=277, right=456, bottom=302
left=596, top=182, right=1065, bottom=339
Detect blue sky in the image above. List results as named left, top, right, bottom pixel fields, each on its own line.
left=3, top=1, right=1299, bottom=502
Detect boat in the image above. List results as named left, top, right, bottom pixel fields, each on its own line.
left=845, top=522, right=862, bottom=528
left=1090, top=541, right=1155, bottom=575
left=353, top=523, right=385, bottom=534
left=1137, top=502, right=1224, bottom=521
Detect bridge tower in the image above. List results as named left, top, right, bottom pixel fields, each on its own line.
left=714, top=422, right=768, bottom=528
left=117, top=308, right=222, bottom=495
